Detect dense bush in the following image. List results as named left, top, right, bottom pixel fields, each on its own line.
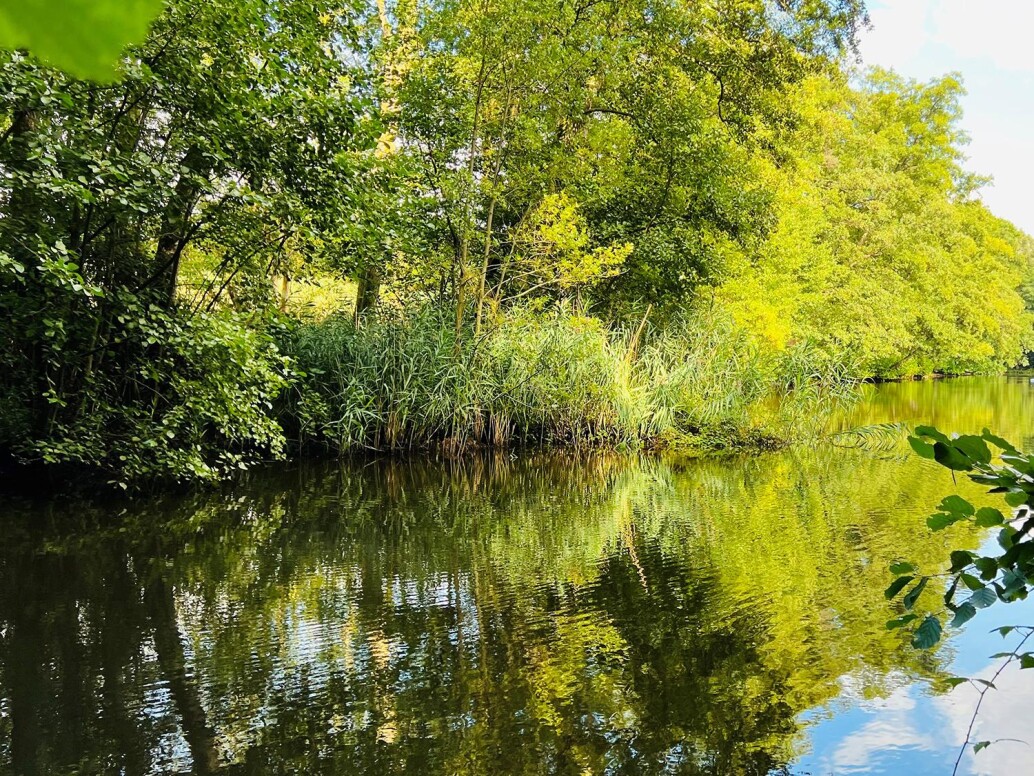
left=0, top=0, right=363, bottom=487
left=1, top=245, right=289, bottom=486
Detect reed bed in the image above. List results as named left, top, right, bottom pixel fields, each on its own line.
left=278, top=307, right=854, bottom=454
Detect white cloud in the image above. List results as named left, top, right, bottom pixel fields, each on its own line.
left=931, top=662, right=1034, bottom=775
left=930, top=0, right=1034, bottom=74
left=859, top=0, right=934, bottom=73
left=830, top=686, right=938, bottom=772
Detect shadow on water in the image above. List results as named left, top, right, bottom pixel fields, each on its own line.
left=1, top=376, right=1033, bottom=774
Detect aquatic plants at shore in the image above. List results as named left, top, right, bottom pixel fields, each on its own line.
left=279, top=306, right=855, bottom=456
left=2, top=298, right=854, bottom=487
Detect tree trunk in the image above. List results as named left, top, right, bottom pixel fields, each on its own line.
left=354, top=265, right=381, bottom=323
left=153, top=146, right=207, bottom=306
left=474, top=196, right=497, bottom=337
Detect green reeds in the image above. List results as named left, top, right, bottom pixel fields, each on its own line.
left=279, top=306, right=855, bottom=454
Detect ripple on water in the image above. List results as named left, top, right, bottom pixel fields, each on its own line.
left=1, top=376, right=1033, bottom=773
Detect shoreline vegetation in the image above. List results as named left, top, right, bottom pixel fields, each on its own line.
left=2, top=0, right=1033, bottom=489
left=280, top=306, right=855, bottom=456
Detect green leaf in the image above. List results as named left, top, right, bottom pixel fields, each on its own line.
left=1001, top=568, right=1027, bottom=597
left=982, top=429, right=1017, bottom=453
left=960, top=572, right=984, bottom=591
left=995, top=626, right=1016, bottom=637
left=974, top=556, right=999, bottom=580
left=886, top=613, right=918, bottom=630
left=949, top=602, right=976, bottom=628
left=968, top=587, right=997, bottom=609
left=0, top=0, right=165, bottom=81
left=1005, top=491, right=1029, bottom=507
left=885, top=575, right=914, bottom=600
left=974, top=741, right=991, bottom=754
left=998, top=525, right=1018, bottom=549
left=912, top=615, right=942, bottom=649
left=933, top=441, right=974, bottom=471
left=902, top=577, right=929, bottom=609
left=953, top=435, right=991, bottom=464
left=949, top=550, right=973, bottom=572
left=943, top=676, right=969, bottom=689
left=1020, top=654, right=1034, bottom=669
left=937, top=495, right=974, bottom=516
left=927, top=512, right=963, bottom=531
left=908, top=436, right=935, bottom=459
left=890, top=561, right=916, bottom=575
left=974, top=507, right=1005, bottom=527
left=915, top=425, right=950, bottom=443
left=944, top=576, right=960, bottom=608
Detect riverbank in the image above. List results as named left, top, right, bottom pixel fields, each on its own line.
left=0, top=305, right=856, bottom=491
left=2, top=295, right=1021, bottom=493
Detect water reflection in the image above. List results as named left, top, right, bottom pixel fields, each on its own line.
left=0, top=376, right=1032, bottom=775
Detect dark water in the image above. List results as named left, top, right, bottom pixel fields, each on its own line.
left=2, top=376, right=1034, bottom=775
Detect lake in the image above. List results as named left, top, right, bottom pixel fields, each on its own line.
left=1, top=376, right=1033, bottom=775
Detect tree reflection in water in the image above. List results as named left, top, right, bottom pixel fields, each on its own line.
left=3, top=375, right=1032, bottom=775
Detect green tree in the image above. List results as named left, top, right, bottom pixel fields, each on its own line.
left=719, top=71, right=1033, bottom=376
left=0, top=0, right=371, bottom=483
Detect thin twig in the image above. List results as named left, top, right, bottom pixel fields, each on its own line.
left=954, top=627, right=1034, bottom=775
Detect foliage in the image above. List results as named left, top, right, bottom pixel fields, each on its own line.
left=0, top=0, right=369, bottom=484
left=1, top=0, right=1032, bottom=485
left=888, top=426, right=1034, bottom=767
left=887, top=427, right=1034, bottom=645
left=719, top=72, right=1034, bottom=377
left=384, top=0, right=867, bottom=327
left=507, top=193, right=631, bottom=297
left=0, top=0, right=165, bottom=81
left=280, top=306, right=852, bottom=454
left=0, top=246, right=290, bottom=484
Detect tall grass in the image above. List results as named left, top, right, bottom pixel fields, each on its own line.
left=278, top=306, right=855, bottom=454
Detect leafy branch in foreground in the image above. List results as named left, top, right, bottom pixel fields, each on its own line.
left=0, top=0, right=165, bottom=80
left=887, top=425, right=1034, bottom=768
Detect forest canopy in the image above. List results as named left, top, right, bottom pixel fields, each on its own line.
left=1, top=0, right=1031, bottom=485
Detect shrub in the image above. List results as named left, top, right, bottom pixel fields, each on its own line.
left=1, top=250, right=291, bottom=486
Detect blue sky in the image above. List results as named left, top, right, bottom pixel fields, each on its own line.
left=858, top=0, right=1034, bottom=235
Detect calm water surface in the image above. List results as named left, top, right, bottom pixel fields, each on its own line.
left=2, top=376, right=1034, bottom=775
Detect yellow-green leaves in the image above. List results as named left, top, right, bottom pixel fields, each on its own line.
left=514, top=193, right=631, bottom=293
left=719, top=71, right=1033, bottom=380
left=0, top=0, right=164, bottom=80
